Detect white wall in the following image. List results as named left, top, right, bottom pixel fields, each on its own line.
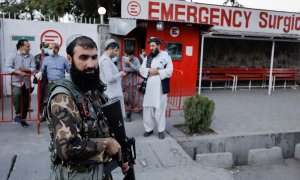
left=0, top=19, right=99, bottom=95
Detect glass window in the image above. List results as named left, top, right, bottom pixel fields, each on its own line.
left=165, top=42, right=182, bottom=60
left=124, top=39, right=135, bottom=54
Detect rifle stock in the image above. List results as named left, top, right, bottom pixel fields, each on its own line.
left=101, top=98, right=136, bottom=180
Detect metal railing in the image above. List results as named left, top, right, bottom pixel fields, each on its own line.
left=0, top=13, right=100, bottom=24
left=122, top=70, right=183, bottom=117
left=0, top=73, right=41, bottom=134
left=166, top=69, right=184, bottom=117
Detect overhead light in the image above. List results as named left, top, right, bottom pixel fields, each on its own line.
left=156, top=22, right=164, bottom=31
left=98, top=7, right=106, bottom=15
left=98, top=7, right=106, bottom=24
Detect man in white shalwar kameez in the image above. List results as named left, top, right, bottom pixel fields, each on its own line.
left=140, top=37, right=173, bottom=139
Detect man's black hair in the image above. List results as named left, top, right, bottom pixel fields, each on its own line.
left=66, top=36, right=97, bottom=57
left=51, top=43, right=60, bottom=51
left=148, top=37, right=162, bottom=45
left=16, top=39, right=28, bottom=50
left=105, top=42, right=119, bottom=51
left=125, top=49, right=134, bottom=55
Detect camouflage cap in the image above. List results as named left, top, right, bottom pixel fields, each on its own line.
left=40, top=42, right=48, bottom=49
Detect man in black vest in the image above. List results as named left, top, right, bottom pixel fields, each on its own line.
left=139, top=37, right=173, bottom=140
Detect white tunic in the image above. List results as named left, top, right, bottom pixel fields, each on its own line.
left=140, top=51, right=173, bottom=108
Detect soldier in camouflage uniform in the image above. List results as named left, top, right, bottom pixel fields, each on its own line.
left=46, top=35, right=129, bottom=180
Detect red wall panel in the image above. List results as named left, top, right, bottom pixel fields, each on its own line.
left=146, top=22, right=200, bottom=96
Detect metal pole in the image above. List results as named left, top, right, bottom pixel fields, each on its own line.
left=100, top=15, right=104, bottom=24
left=268, top=41, right=275, bottom=95
left=198, top=35, right=205, bottom=94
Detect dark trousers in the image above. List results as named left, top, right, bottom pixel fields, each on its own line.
left=125, top=85, right=139, bottom=117
left=12, top=85, right=29, bottom=119
left=39, top=74, right=48, bottom=114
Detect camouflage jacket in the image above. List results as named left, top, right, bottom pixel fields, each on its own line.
left=47, top=79, right=111, bottom=165
left=34, top=53, right=48, bottom=71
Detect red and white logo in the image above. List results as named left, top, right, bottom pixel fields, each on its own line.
left=40, top=30, right=63, bottom=47
left=127, top=1, right=141, bottom=16
left=170, top=27, right=180, bottom=38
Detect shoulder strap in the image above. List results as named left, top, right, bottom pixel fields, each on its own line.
left=45, top=79, right=83, bottom=120
left=48, top=79, right=83, bottom=104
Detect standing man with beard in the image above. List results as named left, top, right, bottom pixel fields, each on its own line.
left=99, top=39, right=127, bottom=120
left=140, top=37, right=173, bottom=140
left=46, top=35, right=128, bottom=179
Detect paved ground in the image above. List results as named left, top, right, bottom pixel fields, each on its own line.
left=0, top=109, right=234, bottom=180
left=233, top=158, right=300, bottom=180
left=1, top=88, right=300, bottom=180
left=167, top=88, right=300, bottom=135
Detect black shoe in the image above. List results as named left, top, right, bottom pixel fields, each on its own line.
left=158, top=132, right=165, bottom=139
left=40, top=114, right=46, bottom=122
left=143, top=130, right=153, bottom=137
left=125, top=117, right=132, bottom=122
left=13, top=116, right=21, bottom=124
left=20, top=121, right=29, bottom=128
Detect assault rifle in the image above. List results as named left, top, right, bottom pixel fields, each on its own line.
left=101, top=98, right=136, bottom=180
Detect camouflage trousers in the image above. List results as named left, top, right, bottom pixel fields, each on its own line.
left=50, top=164, right=112, bottom=180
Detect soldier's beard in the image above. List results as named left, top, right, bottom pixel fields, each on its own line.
left=70, top=60, right=101, bottom=92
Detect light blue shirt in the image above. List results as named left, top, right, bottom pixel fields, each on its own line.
left=4, top=51, right=35, bottom=88
left=41, top=55, right=70, bottom=81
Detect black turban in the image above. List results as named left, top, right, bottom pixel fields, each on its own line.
left=147, top=37, right=162, bottom=45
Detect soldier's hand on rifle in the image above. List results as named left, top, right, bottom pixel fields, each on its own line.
left=105, top=138, right=121, bottom=158
left=121, top=162, right=129, bottom=174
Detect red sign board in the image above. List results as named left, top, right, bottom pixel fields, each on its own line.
left=122, top=0, right=300, bottom=35
left=40, top=30, right=63, bottom=47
